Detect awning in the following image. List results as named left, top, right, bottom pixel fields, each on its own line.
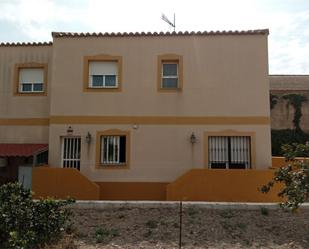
left=0, top=144, right=48, bottom=157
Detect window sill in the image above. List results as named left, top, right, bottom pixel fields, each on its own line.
left=14, top=92, right=47, bottom=96
left=96, top=163, right=129, bottom=169
left=84, top=87, right=121, bottom=92
left=158, top=87, right=182, bottom=92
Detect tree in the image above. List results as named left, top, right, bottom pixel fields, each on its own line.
left=261, top=143, right=309, bottom=210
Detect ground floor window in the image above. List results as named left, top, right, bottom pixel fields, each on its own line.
left=96, top=130, right=129, bottom=168
left=61, top=137, right=81, bottom=170
left=208, top=136, right=251, bottom=169
left=101, top=135, right=126, bottom=164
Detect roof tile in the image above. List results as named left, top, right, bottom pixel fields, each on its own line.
left=51, top=29, right=269, bottom=38
left=0, top=41, right=52, bottom=47
left=0, top=144, right=48, bottom=157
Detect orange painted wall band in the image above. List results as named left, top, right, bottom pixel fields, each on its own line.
left=50, top=116, right=270, bottom=125
left=0, top=118, right=49, bottom=126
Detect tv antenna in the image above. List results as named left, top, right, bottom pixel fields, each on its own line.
left=161, top=13, right=175, bottom=32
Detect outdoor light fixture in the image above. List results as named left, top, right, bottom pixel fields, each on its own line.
left=85, top=132, right=92, bottom=144
left=66, top=126, right=73, bottom=135
left=190, top=132, right=197, bottom=144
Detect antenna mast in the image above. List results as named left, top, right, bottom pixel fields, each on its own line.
left=161, top=13, right=176, bottom=32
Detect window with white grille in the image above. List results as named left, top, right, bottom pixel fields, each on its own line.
left=100, top=135, right=126, bottom=165
left=208, top=136, right=251, bottom=169
left=61, top=137, right=81, bottom=170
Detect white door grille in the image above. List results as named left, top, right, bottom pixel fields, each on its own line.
left=61, top=137, right=81, bottom=170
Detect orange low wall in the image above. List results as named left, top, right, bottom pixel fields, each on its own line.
left=272, top=157, right=287, bottom=168
left=167, top=169, right=283, bottom=202
left=96, top=182, right=168, bottom=200
left=271, top=156, right=307, bottom=169
left=32, top=167, right=100, bottom=200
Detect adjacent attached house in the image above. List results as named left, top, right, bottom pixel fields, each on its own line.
left=0, top=30, right=272, bottom=199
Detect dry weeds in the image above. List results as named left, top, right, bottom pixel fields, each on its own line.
left=46, top=205, right=309, bottom=249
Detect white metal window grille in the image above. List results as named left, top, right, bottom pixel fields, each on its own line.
left=89, top=61, right=118, bottom=88
left=208, top=136, right=251, bottom=169
left=162, top=62, right=178, bottom=88
left=61, top=137, right=81, bottom=170
left=100, top=135, right=126, bottom=165
left=19, top=68, right=44, bottom=93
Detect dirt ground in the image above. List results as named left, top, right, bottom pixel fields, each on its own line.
left=48, top=204, right=309, bottom=249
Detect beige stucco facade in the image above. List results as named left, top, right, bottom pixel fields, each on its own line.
left=0, top=45, right=51, bottom=144
left=0, top=30, right=272, bottom=184
left=48, top=124, right=271, bottom=182
left=50, top=34, right=270, bottom=116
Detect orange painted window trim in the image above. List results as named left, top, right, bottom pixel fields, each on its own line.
left=157, top=54, right=183, bottom=92
left=95, top=129, right=130, bottom=169
left=13, top=63, right=48, bottom=96
left=83, top=54, right=123, bottom=92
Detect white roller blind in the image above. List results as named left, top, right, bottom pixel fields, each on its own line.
left=19, top=68, right=44, bottom=83
left=89, top=61, right=117, bottom=75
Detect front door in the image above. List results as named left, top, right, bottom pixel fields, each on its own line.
left=61, top=137, right=81, bottom=170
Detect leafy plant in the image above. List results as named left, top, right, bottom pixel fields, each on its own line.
left=260, top=207, right=269, bottom=216
left=236, top=222, right=247, bottom=231
left=143, top=229, right=152, bottom=238
left=95, top=227, right=110, bottom=243
left=110, top=228, right=120, bottom=237
left=270, top=94, right=278, bottom=110
left=261, top=143, right=309, bottom=210
left=95, top=227, right=119, bottom=243
left=0, top=182, right=74, bottom=249
left=271, top=93, right=308, bottom=156
left=219, top=210, right=234, bottom=219
left=283, top=94, right=307, bottom=131
left=145, top=220, right=158, bottom=229
left=187, top=206, right=198, bottom=217
left=271, top=129, right=309, bottom=156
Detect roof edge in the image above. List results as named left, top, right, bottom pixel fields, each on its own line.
left=0, top=41, right=52, bottom=47
left=270, top=74, right=309, bottom=77
left=52, top=29, right=269, bottom=38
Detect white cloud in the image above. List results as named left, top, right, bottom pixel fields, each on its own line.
left=0, top=0, right=308, bottom=73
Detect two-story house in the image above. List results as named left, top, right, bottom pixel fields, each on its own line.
left=0, top=30, right=272, bottom=200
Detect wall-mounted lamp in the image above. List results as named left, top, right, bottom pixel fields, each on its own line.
left=132, top=124, right=139, bottom=130
left=190, top=132, right=197, bottom=144
left=67, top=126, right=73, bottom=136
left=85, top=132, right=92, bottom=144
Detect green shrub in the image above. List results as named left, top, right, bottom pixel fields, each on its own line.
left=260, top=207, right=269, bottom=216
left=145, top=220, right=158, bottom=229
left=261, top=143, right=309, bottom=210
left=271, top=129, right=309, bottom=156
left=95, top=227, right=110, bottom=243
left=0, top=182, right=74, bottom=249
left=187, top=206, right=198, bottom=217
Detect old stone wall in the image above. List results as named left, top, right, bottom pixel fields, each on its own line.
left=270, top=75, right=309, bottom=132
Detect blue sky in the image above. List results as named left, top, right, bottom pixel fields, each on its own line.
left=0, top=0, right=309, bottom=74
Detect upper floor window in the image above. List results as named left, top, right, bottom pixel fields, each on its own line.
left=19, top=68, right=44, bottom=92
left=89, top=61, right=118, bottom=88
left=162, top=62, right=178, bottom=88
left=83, top=55, right=122, bottom=92
left=158, top=54, right=183, bottom=92
left=14, top=63, right=48, bottom=96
